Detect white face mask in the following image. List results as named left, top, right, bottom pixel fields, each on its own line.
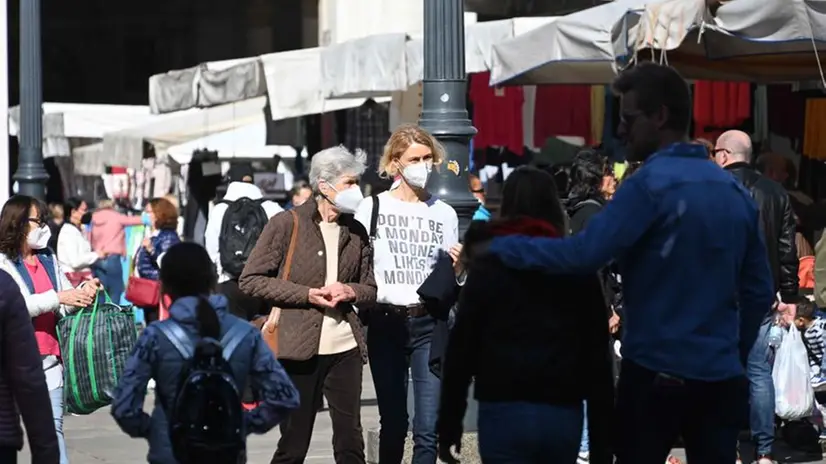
left=27, top=225, right=52, bottom=250
left=400, top=162, right=432, bottom=189
left=328, top=184, right=364, bottom=214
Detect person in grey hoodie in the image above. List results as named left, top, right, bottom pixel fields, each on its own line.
left=0, top=269, right=60, bottom=464
left=111, top=243, right=299, bottom=464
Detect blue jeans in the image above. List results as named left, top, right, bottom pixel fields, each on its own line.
left=615, top=360, right=746, bottom=464
left=478, top=401, right=582, bottom=463
left=50, top=387, right=68, bottom=464
left=368, top=311, right=440, bottom=464
left=747, top=320, right=774, bottom=457
left=93, top=255, right=124, bottom=304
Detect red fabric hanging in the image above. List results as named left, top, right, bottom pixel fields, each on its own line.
left=693, top=81, right=751, bottom=141
left=533, top=85, right=592, bottom=146
left=470, top=72, right=524, bottom=155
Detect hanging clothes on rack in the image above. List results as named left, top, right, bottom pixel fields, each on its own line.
left=344, top=99, right=391, bottom=193
left=522, top=85, right=537, bottom=151
left=533, top=85, right=591, bottom=147
left=752, top=85, right=769, bottom=144
left=803, top=98, right=826, bottom=161
left=590, top=86, right=606, bottom=146
left=470, top=71, right=524, bottom=155
left=692, top=81, right=751, bottom=141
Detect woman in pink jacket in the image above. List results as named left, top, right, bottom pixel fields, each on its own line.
left=89, top=199, right=149, bottom=303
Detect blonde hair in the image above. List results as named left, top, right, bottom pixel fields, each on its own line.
left=378, top=124, right=445, bottom=179
left=97, top=199, right=115, bottom=209
left=49, top=203, right=64, bottom=221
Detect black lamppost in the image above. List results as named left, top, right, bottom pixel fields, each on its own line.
left=15, top=0, right=48, bottom=199
left=418, top=0, right=480, bottom=433
left=419, top=0, right=478, bottom=235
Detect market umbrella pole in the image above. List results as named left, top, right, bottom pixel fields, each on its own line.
left=419, top=0, right=478, bottom=237
left=16, top=0, right=48, bottom=200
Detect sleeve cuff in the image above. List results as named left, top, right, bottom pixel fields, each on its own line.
left=779, top=292, right=800, bottom=304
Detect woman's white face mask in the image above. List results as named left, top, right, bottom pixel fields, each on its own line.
left=399, top=161, right=433, bottom=189
left=326, top=183, right=364, bottom=214
left=27, top=224, right=52, bottom=250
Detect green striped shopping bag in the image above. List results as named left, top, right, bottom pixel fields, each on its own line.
left=57, top=289, right=138, bottom=414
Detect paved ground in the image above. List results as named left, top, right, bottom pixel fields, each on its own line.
left=18, top=368, right=826, bottom=463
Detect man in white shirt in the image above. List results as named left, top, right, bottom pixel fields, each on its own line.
left=204, top=164, right=282, bottom=319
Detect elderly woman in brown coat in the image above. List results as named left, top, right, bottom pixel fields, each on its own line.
left=240, top=145, right=377, bottom=464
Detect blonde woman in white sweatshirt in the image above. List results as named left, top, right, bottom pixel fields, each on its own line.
left=57, top=197, right=106, bottom=273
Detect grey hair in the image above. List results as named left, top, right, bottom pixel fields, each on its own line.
left=308, top=145, right=367, bottom=193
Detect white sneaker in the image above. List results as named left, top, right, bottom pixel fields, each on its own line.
left=576, top=452, right=589, bottom=464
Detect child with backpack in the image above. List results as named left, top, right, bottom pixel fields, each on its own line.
left=111, top=243, right=300, bottom=464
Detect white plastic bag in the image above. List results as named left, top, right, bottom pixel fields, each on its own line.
left=772, top=325, right=814, bottom=420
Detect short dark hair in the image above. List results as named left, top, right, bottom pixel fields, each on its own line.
left=160, top=243, right=219, bottom=339
left=499, top=166, right=567, bottom=232
left=796, top=300, right=815, bottom=320
left=290, top=180, right=310, bottom=197
left=612, top=62, right=691, bottom=135
left=569, top=149, right=608, bottom=201
left=0, top=195, right=47, bottom=258
left=63, top=197, right=85, bottom=219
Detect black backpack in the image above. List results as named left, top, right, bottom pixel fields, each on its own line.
left=219, top=198, right=268, bottom=278
left=157, top=321, right=249, bottom=464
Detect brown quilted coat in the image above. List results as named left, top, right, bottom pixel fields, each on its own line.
left=239, top=199, right=377, bottom=362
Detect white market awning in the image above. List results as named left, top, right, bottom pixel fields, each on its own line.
left=9, top=103, right=156, bottom=158
left=616, top=0, right=826, bottom=82
left=102, top=97, right=268, bottom=171
left=166, top=118, right=298, bottom=165
left=260, top=48, right=389, bottom=121
left=489, top=0, right=640, bottom=86
left=9, top=103, right=154, bottom=138
left=148, top=58, right=265, bottom=114
left=320, top=17, right=555, bottom=98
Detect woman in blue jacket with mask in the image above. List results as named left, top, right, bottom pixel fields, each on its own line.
left=112, top=242, right=300, bottom=463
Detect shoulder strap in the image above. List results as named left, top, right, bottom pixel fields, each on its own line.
left=220, top=323, right=249, bottom=362
left=282, top=210, right=300, bottom=280
left=370, top=194, right=380, bottom=240
left=156, top=321, right=195, bottom=359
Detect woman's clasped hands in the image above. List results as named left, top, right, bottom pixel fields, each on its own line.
left=308, top=282, right=356, bottom=309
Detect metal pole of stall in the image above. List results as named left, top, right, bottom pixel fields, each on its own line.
left=15, top=0, right=48, bottom=199
left=419, top=0, right=478, bottom=236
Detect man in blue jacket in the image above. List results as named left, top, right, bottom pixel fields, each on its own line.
left=486, top=63, right=774, bottom=463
